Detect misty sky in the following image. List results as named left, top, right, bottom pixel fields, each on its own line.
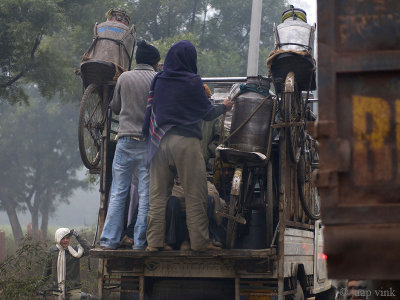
left=289, top=0, right=317, bottom=25
left=0, top=169, right=99, bottom=227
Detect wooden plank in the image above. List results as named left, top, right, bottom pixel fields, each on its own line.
left=90, top=248, right=276, bottom=259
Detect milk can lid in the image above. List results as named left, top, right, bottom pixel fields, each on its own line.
left=105, top=8, right=131, bottom=26
left=281, top=5, right=307, bottom=23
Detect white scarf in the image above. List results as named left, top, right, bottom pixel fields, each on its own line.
left=54, top=228, right=84, bottom=300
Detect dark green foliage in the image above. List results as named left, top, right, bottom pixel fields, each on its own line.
left=0, top=227, right=98, bottom=300
left=0, top=0, right=126, bottom=104
left=0, top=0, right=63, bottom=103
left=131, top=0, right=287, bottom=76
left=0, top=235, right=49, bottom=300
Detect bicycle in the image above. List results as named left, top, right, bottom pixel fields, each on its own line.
left=267, top=5, right=320, bottom=220
left=217, top=153, right=273, bottom=249
left=216, top=76, right=277, bottom=249
left=77, top=9, right=135, bottom=170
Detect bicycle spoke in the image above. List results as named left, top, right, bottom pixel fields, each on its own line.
left=297, top=133, right=320, bottom=220
left=78, top=83, right=104, bottom=169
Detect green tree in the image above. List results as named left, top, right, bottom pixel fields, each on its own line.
left=130, top=0, right=203, bottom=41
left=0, top=0, right=125, bottom=104
left=130, top=0, right=286, bottom=76
left=200, top=0, right=287, bottom=75
left=0, top=0, right=63, bottom=103
left=0, top=90, right=86, bottom=243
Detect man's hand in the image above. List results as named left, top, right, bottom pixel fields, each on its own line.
left=223, top=98, right=233, bottom=112
left=70, top=229, right=79, bottom=238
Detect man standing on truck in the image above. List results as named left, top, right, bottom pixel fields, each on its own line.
left=99, top=40, right=161, bottom=250
left=200, top=83, right=222, bottom=170
left=165, top=180, right=227, bottom=250
left=142, top=40, right=233, bottom=251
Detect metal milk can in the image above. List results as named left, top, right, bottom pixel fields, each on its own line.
left=86, top=10, right=136, bottom=71
left=273, top=5, right=315, bottom=56
left=229, top=76, right=274, bottom=154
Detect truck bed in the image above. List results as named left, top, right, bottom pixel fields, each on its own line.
left=90, top=247, right=276, bottom=259
left=91, top=247, right=279, bottom=299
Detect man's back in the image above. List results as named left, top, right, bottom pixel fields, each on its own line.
left=111, top=64, right=156, bottom=138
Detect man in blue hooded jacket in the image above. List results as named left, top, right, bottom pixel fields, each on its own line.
left=143, top=40, right=232, bottom=251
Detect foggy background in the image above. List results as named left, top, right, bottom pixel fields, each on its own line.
left=0, top=170, right=99, bottom=227
left=0, top=0, right=316, bottom=229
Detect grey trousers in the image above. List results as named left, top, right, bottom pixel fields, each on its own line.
left=146, top=133, right=210, bottom=250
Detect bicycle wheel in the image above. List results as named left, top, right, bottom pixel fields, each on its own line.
left=297, top=137, right=320, bottom=220
left=78, top=83, right=104, bottom=169
left=225, top=167, right=243, bottom=249
left=283, top=72, right=303, bottom=164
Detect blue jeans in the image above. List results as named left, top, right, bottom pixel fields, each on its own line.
left=99, top=137, right=150, bottom=249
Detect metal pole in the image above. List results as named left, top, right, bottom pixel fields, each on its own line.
left=247, top=0, right=263, bottom=76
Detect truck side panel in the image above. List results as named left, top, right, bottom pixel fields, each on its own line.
left=316, top=0, right=400, bottom=278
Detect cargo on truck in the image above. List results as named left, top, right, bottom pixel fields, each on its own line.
left=79, top=4, right=337, bottom=300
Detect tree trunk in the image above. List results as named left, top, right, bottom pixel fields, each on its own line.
left=31, top=205, right=40, bottom=239
left=29, top=191, right=41, bottom=240
left=201, top=0, right=209, bottom=38
left=167, top=6, right=171, bottom=37
left=40, top=204, right=49, bottom=240
left=3, top=200, right=23, bottom=244
left=190, top=0, right=200, bottom=30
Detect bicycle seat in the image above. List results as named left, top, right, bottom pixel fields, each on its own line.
left=80, top=60, right=123, bottom=88
left=269, top=52, right=316, bottom=93
left=217, top=146, right=267, bottom=167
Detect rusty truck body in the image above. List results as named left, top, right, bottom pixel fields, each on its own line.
left=316, top=0, right=400, bottom=279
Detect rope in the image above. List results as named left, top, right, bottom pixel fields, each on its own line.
left=82, top=37, right=99, bottom=61
left=112, top=62, right=125, bottom=81
left=264, top=97, right=277, bottom=161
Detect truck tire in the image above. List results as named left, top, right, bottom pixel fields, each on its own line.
left=295, top=280, right=305, bottom=300
left=316, top=287, right=336, bottom=300
left=286, top=280, right=304, bottom=300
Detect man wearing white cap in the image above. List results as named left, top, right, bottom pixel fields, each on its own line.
left=43, top=228, right=91, bottom=300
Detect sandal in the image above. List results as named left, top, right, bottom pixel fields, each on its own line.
left=121, top=235, right=134, bottom=247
